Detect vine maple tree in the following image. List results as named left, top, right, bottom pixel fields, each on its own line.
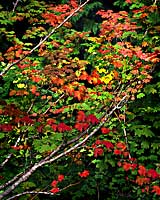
left=0, top=0, right=160, bottom=199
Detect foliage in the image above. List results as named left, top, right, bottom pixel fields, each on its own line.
left=0, top=0, right=160, bottom=199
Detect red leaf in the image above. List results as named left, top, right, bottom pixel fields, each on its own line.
left=116, top=142, right=126, bottom=150
left=30, top=85, right=37, bottom=94
left=138, top=165, right=147, bottom=176
left=147, top=169, right=159, bottom=179
left=31, top=75, right=42, bottom=83
left=75, top=122, right=89, bottom=132
left=74, top=90, right=82, bottom=101
left=50, top=187, right=59, bottom=194
left=152, top=185, right=160, bottom=195
left=102, top=140, right=114, bottom=149
left=87, top=114, right=99, bottom=125
left=57, top=123, right=71, bottom=132
left=20, top=116, right=34, bottom=124
left=51, top=124, right=57, bottom=132
left=95, top=139, right=102, bottom=145
left=94, top=148, right=104, bottom=157
left=57, top=174, right=64, bottom=182
left=0, top=124, right=13, bottom=132
left=136, top=176, right=150, bottom=186
left=79, top=170, right=90, bottom=178
left=114, top=149, right=122, bottom=155
left=51, top=180, right=58, bottom=187
left=47, top=119, right=56, bottom=125
left=101, top=127, right=110, bottom=134
left=76, top=111, right=86, bottom=122
left=123, top=162, right=132, bottom=171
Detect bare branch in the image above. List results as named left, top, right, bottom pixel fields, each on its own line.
left=7, top=181, right=81, bottom=200
left=0, top=144, right=62, bottom=199
left=0, top=0, right=90, bottom=76
left=0, top=136, right=21, bottom=168
left=123, top=107, right=132, bottom=159
left=7, top=191, right=55, bottom=200
left=0, top=172, right=23, bottom=190
left=153, top=0, right=157, bottom=5
left=12, top=0, right=20, bottom=12
left=43, top=93, right=65, bottom=115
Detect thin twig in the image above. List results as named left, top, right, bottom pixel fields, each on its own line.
left=0, top=136, right=21, bottom=168
left=60, top=181, right=81, bottom=192
left=7, top=191, right=55, bottom=200
left=7, top=181, right=81, bottom=200
left=27, top=101, right=34, bottom=114
left=12, top=0, right=20, bottom=12
left=0, top=0, right=90, bottom=76
left=153, top=0, right=157, bottom=5
left=43, top=93, right=65, bottom=115
left=123, top=107, right=132, bottom=159
left=0, top=172, right=23, bottom=190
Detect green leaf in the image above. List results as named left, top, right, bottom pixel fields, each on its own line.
left=137, top=93, right=145, bottom=99
left=0, top=132, right=5, bottom=139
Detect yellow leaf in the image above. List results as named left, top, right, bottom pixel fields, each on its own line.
left=142, top=41, right=148, bottom=47
left=100, top=73, right=113, bottom=84
left=17, top=83, right=25, bottom=88
left=97, top=68, right=107, bottom=74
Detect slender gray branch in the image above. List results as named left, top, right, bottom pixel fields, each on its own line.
left=7, top=181, right=81, bottom=200
left=12, top=0, right=20, bottom=12
left=7, top=191, right=55, bottom=200
left=0, top=136, right=21, bottom=168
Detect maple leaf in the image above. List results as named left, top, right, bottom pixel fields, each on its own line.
left=123, top=162, right=132, bottom=171
left=76, top=111, right=86, bottom=122
left=152, top=185, right=160, bottom=195
left=114, top=149, right=122, bottom=155
left=75, top=123, right=83, bottom=132
left=20, top=116, right=34, bottom=124
left=131, top=163, right=137, bottom=170
left=47, top=118, right=56, bottom=125
left=57, top=123, right=71, bottom=132
left=30, top=85, right=37, bottom=94
left=50, top=187, right=59, bottom=194
left=74, top=90, right=82, bottom=101
left=138, top=165, right=147, bottom=176
left=125, top=0, right=132, bottom=4
left=0, top=124, right=13, bottom=132
left=94, top=147, right=104, bottom=157
left=51, top=124, right=57, bottom=132
left=9, top=90, right=17, bottom=96
left=57, top=174, right=64, bottom=182
left=147, top=169, right=159, bottom=179
left=70, top=0, right=78, bottom=8
left=79, top=71, right=89, bottom=80
left=74, top=122, right=89, bottom=132
left=136, top=176, right=150, bottom=186
left=31, top=75, right=42, bottom=83
left=102, top=140, right=114, bottom=149
left=52, top=107, right=64, bottom=114
left=79, top=170, right=90, bottom=178
left=95, top=139, right=102, bottom=145
left=101, top=127, right=110, bottom=134
left=116, top=142, right=126, bottom=150
left=51, top=180, right=58, bottom=187
left=87, top=114, right=99, bottom=125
